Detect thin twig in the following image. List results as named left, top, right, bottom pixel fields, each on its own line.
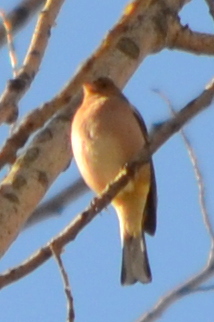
left=137, top=257, right=214, bottom=322
left=0, top=0, right=45, bottom=48
left=204, top=0, right=214, bottom=20
left=0, top=0, right=65, bottom=123
left=0, top=10, right=18, bottom=76
left=191, top=284, right=214, bottom=293
left=154, top=89, right=214, bottom=243
left=51, top=244, right=75, bottom=322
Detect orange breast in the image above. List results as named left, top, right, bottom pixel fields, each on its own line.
left=71, top=95, right=146, bottom=193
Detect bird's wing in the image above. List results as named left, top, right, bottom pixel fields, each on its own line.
left=132, top=106, right=157, bottom=236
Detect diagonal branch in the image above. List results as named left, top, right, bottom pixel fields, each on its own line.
left=137, top=250, right=214, bottom=322
left=0, top=10, right=19, bottom=76
left=204, top=0, right=214, bottom=21
left=154, top=90, right=214, bottom=242
left=0, top=0, right=65, bottom=123
left=0, top=0, right=45, bottom=48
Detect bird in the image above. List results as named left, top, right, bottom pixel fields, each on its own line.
left=71, top=77, right=157, bottom=285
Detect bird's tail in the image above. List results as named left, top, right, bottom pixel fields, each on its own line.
left=121, top=234, right=151, bottom=285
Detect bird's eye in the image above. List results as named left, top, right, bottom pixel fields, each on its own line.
left=101, top=82, right=107, bottom=88
left=94, top=77, right=112, bottom=90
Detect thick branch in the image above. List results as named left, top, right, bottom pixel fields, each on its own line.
left=167, top=19, right=214, bottom=55
left=0, top=107, right=72, bottom=257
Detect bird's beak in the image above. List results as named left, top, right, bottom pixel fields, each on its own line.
left=83, top=82, right=96, bottom=94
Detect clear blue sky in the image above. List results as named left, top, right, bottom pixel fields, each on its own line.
left=0, top=1, right=214, bottom=321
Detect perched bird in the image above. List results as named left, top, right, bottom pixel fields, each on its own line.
left=71, top=77, right=157, bottom=285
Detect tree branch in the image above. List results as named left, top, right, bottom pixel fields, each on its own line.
left=154, top=89, right=214, bottom=242
left=204, top=0, right=214, bottom=21
left=0, top=10, right=19, bottom=76
left=137, top=248, right=214, bottom=322
left=51, top=244, right=75, bottom=322
left=0, top=0, right=45, bottom=48
left=0, top=0, right=65, bottom=123
left=167, top=18, right=214, bottom=55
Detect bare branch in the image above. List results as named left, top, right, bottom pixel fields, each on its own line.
left=0, top=0, right=45, bottom=48
left=191, top=284, right=214, bottom=293
left=137, top=251, right=214, bottom=322
left=0, top=0, right=65, bottom=124
left=167, top=18, right=214, bottom=55
left=154, top=89, right=214, bottom=242
left=0, top=10, right=18, bottom=76
left=0, top=99, right=71, bottom=170
left=51, top=244, right=75, bottom=322
left=0, top=82, right=213, bottom=289
left=0, top=107, right=72, bottom=257
left=25, top=178, right=88, bottom=228
left=204, top=0, right=214, bottom=20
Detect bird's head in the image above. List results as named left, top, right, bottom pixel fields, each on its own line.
left=83, top=77, right=121, bottom=97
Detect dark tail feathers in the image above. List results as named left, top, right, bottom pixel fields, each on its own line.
left=121, top=234, right=151, bottom=285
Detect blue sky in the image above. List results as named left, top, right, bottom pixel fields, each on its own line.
left=0, top=1, right=214, bottom=321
